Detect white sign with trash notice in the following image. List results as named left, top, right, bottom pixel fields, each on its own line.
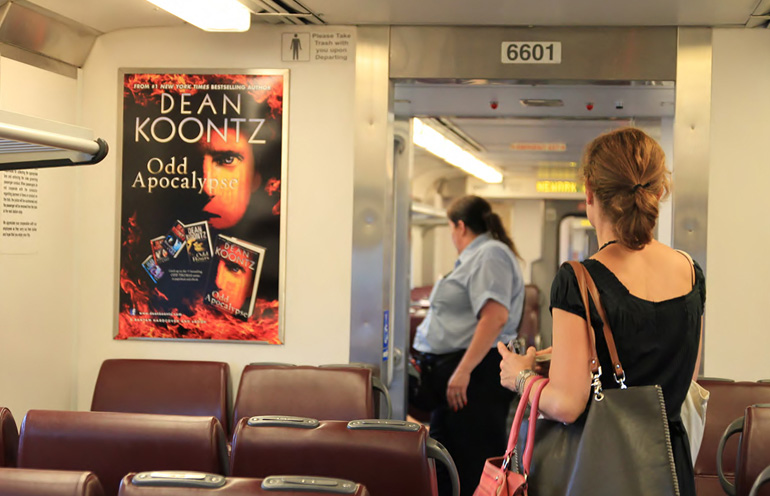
left=282, top=31, right=354, bottom=63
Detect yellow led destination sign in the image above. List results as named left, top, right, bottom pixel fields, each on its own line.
left=511, top=142, right=567, bottom=151
left=535, top=180, right=585, bottom=193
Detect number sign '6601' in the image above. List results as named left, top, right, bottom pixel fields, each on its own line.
left=501, top=42, right=562, bottom=64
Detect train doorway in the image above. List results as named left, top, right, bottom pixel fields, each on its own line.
left=351, top=26, right=711, bottom=418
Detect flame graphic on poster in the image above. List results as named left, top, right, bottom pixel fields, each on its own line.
left=124, top=73, right=283, bottom=119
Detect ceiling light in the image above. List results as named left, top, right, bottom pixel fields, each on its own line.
left=413, top=118, right=503, bottom=184
left=147, top=0, right=251, bottom=32
left=520, top=99, right=564, bottom=107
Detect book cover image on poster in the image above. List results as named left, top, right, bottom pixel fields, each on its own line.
left=117, top=72, right=284, bottom=343
left=150, top=236, right=170, bottom=265
left=142, top=255, right=164, bottom=283
left=204, top=235, right=265, bottom=320
left=162, top=220, right=187, bottom=259
left=185, top=220, right=213, bottom=263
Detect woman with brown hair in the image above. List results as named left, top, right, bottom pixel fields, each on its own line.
left=498, top=127, right=704, bottom=495
left=413, top=195, right=525, bottom=496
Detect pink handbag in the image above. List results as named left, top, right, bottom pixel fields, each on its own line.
left=473, top=376, right=549, bottom=496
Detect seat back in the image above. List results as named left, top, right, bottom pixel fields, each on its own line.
left=517, top=284, right=541, bottom=350
left=230, top=417, right=459, bottom=496
left=91, top=359, right=231, bottom=434
left=732, top=405, right=770, bottom=496
left=318, top=364, right=392, bottom=420
left=0, top=467, right=104, bottom=496
left=233, top=365, right=374, bottom=427
left=119, top=472, right=370, bottom=495
left=696, top=380, right=770, bottom=496
left=0, top=408, right=18, bottom=468
left=18, top=410, right=228, bottom=496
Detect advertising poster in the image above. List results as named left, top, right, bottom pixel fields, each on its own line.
left=117, top=71, right=287, bottom=343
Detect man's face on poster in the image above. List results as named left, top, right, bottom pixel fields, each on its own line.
left=214, top=254, right=253, bottom=312
left=200, top=129, right=258, bottom=229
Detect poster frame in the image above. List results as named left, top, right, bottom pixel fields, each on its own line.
left=114, top=67, right=289, bottom=344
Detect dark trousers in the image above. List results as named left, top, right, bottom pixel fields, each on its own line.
left=426, top=348, right=515, bottom=496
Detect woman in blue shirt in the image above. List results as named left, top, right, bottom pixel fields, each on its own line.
left=413, top=195, right=525, bottom=496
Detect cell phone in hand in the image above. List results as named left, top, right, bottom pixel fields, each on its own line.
left=507, top=338, right=525, bottom=355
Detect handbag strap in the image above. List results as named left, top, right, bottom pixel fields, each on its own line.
left=675, top=249, right=696, bottom=286
left=502, top=373, right=544, bottom=470
left=566, top=261, right=627, bottom=388
left=566, top=261, right=601, bottom=376
left=521, top=377, right=550, bottom=473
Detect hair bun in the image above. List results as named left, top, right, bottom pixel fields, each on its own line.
left=581, top=128, right=670, bottom=250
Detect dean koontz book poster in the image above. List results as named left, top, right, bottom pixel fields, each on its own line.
left=117, top=71, right=287, bottom=343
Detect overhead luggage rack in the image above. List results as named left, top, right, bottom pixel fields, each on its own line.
left=0, top=109, right=108, bottom=171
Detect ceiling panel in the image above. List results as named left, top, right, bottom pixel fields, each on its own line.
left=451, top=117, right=631, bottom=170
left=395, top=83, right=676, bottom=119
left=22, top=0, right=760, bottom=34
left=400, top=82, right=672, bottom=176
left=30, top=0, right=184, bottom=33
left=305, top=0, right=757, bottom=27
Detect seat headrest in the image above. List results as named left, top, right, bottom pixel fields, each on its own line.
left=0, top=467, right=105, bottom=496
left=91, top=359, right=231, bottom=434
left=19, top=410, right=228, bottom=495
left=0, top=407, right=19, bottom=468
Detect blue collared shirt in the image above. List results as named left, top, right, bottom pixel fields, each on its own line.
left=413, top=233, right=524, bottom=354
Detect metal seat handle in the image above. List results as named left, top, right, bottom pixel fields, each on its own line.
left=717, top=416, right=744, bottom=496
left=371, top=376, right=393, bottom=419
left=426, top=438, right=460, bottom=496
left=749, top=465, right=770, bottom=496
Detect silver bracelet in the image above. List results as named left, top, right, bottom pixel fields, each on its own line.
left=515, top=368, right=537, bottom=395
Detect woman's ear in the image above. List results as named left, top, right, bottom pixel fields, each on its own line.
left=585, top=184, right=594, bottom=206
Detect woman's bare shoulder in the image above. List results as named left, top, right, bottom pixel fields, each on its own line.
left=595, top=241, right=694, bottom=301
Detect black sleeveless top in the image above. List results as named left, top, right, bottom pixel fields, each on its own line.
left=550, top=258, right=706, bottom=419
left=550, top=258, right=706, bottom=496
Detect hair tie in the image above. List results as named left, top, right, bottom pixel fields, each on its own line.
left=632, top=182, right=651, bottom=193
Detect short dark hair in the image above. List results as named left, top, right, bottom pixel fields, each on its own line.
left=447, top=195, right=521, bottom=258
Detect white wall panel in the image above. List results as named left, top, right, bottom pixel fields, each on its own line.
left=706, top=28, right=770, bottom=380
left=0, top=58, right=79, bottom=422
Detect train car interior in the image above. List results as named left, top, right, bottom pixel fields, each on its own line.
left=1, top=0, right=770, bottom=493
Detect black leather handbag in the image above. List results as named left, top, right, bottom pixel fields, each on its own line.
left=517, top=261, right=680, bottom=496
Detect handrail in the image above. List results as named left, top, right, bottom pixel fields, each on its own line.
left=426, top=437, right=460, bottom=496
left=0, top=110, right=108, bottom=170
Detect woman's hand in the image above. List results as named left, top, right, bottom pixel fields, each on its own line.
left=534, top=346, right=553, bottom=376
left=497, top=342, right=536, bottom=392
left=446, top=368, right=471, bottom=411
left=535, top=346, right=552, bottom=358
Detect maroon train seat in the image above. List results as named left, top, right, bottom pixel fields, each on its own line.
left=695, top=380, right=770, bottom=496
left=409, top=285, right=432, bottom=354
left=718, top=404, right=770, bottom=496
left=0, top=468, right=104, bottom=496
left=318, top=363, right=392, bottom=420
left=91, top=359, right=232, bottom=434
left=230, top=416, right=459, bottom=496
left=233, top=365, right=378, bottom=429
left=119, top=472, right=370, bottom=496
left=0, top=408, right=18, bottom=468
left=516, top=284, right=541, bottom=350
left=18, top=410, right=228, bottom=496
